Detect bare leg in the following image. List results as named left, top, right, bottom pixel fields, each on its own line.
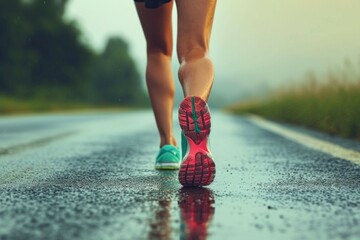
left=175, top=0, right=217, bottom=101
left=135, top=2, right=177, bottom=148
left=176, top=0, right=217, bottom=187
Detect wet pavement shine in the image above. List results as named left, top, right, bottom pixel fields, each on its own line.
left=0, top=111, right=359, bottom=240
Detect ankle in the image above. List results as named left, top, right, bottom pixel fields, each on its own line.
left=160, top=135, right=177, bottom=148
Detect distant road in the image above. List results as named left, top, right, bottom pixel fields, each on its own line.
left=0, top=111, right=359, bottom=240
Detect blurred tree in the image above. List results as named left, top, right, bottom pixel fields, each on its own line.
left=91, top=37, right=146, bottom=105
left=24, top=0, right=94, bottom=100
left=54, top=0, right=69, bottom=16
left=0, top=0, right=32, bottom=94
left=0, top=0, right=93, bottom=100
left=0, top=0, right=146, bottom=107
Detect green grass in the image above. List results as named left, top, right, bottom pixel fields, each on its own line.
left=0, top=95, right=126, bottom=115
left=227, top=62, right=360, bottom=140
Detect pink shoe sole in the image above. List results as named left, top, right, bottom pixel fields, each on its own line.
left=178, top=96, right=216, bottom=187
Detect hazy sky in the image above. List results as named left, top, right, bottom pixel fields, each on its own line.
left=65, top=0, right=360, bottom=104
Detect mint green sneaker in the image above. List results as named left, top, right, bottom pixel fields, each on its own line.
left=181, top=131, right=189, bottom=160
left=155, top=145, right=181, bottom=170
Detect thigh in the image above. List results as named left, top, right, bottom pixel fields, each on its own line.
left=135, top=1, right=174, bottom=55
left=175, top=0, right=217, bottom=61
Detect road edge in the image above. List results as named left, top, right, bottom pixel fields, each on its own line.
left=247, top=114, right=360, bottom=165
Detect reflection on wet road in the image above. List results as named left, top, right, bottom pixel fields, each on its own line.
left=0, top=111, right=360, bottom=240
left=148, top=171, right=215, bottom=240
left=178, top=188, right=215, bottom=240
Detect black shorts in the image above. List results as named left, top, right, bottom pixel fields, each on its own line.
left=134, top=0, right=172, bottom=9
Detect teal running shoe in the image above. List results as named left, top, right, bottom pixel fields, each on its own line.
left=155, top=145, right=181, bottom=170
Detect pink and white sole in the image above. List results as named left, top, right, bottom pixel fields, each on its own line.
left=178, top=96, right=216, bottom=187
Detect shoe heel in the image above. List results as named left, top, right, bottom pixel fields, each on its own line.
left=178, top=96, right=215, bottom=187
left=178, top=152, right=216, bottom=187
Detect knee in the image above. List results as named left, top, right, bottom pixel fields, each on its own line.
left=147, top=41, right=172, bottom=58
left=177, top=45, right=208, bottom=64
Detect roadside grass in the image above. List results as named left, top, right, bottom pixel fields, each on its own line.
left=227, top=61, right=360, bottom=140
left=0, top=95, right=131, bottom=115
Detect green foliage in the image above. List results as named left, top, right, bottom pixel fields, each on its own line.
left=91, top=37, right=147, bottom=105
left=228, top=60, right=360, bottom=140
left=0, top=0, right=32, bottom=94
left=0, top=0, right=147, bottom=112
left=26, top=0, right=94, bottom=99
left=0, top=0, right=93, bottom=99
left=0, top=94, right=92, bottom=114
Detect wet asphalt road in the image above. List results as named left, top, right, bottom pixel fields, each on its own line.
left=0, top=111, right=360, bottom=240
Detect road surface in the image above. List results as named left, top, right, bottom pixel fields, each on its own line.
left=0, top=110, right=359, bottom=240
